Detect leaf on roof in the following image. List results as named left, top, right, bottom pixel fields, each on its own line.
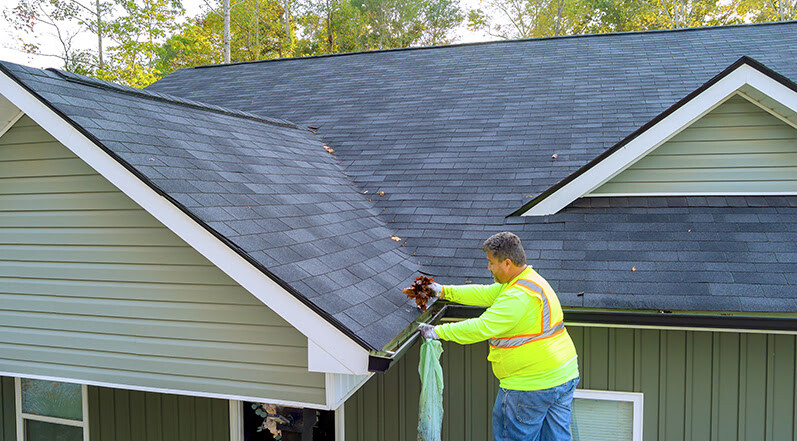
left=391, top=236, right=402, bottom=241
left=378, top=190, right=386, bottom=196
left=323, top=144, right=334, bottom=153
left=363, top=190, right=369, bottom=194
left=551, top=153, right=559, bottom=160
left=632, top=266, right=637, bottom=272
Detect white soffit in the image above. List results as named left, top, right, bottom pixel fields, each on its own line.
left=521, top=62, right=797, bottom=216
left=0, top=69, right=370, bottom=375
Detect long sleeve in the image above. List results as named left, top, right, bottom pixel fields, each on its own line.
left=435, top=292, right=538, bottom=345
left=443, top=282, right=504, bottom=307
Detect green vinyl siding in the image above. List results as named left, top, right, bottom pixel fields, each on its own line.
left=0, top=116, right=326, bottom=405
left=591, top=94, right=797, bottom=195
left=344, top=326, right=797, bottom=441
left=87, top=386, right=229, bottom=441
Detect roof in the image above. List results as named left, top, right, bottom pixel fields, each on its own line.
left=147, top=22, right=797, bottom=314
left=0, top=61, right=423, bottom=351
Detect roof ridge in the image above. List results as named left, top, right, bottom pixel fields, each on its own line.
left=47, top=68, right=302, bottom=130
left=189, top=20, right=797, bottom=70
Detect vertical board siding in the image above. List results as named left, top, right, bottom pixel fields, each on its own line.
left=0, top=377, right=14, bottom=441
left=345, top=327, right=797, bottom=441
left=87, top=385, right=230, bottom=441
left=0, top=116, right=326, bottom=405
left=590, top=94, right=797, bottom=195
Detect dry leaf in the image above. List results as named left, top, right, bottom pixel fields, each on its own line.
left=688, top=229, right=692, bottom=232
left=391, top=236, right=402, bottom=241
left=148, top=157, right=155, bottom=161
left=551, top=153, right=559, bottom=160
left=378, top=190, right=386, bottom=196
left=632, top=266, right=637, bottom=272
left=402, top=275, right=436, bottom=311
left=524, top=195, right=533, bottom=198
left=323, top=144, right=335, bottom=153
left=363, top=190, right=369, bottom=194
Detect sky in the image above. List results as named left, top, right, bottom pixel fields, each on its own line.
left=0, top=0, right=495, bottom=70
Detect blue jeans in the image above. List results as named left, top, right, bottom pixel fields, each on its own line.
left=492, top=377, right=579, bottom=441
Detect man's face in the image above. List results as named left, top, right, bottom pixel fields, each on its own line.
left=486, top=250, right=512, bottom=283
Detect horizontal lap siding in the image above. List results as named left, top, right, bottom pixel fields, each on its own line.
left=345, top=327, right=797, bottom=441
left=591, top=95, right=797, bottom=195
left=0, top=116, right=326, bottom=405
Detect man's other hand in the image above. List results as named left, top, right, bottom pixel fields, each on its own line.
left=418, top=323, right=439, bottom=340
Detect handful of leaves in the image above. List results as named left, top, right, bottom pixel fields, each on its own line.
left=403, top=276, right=436, bottom=312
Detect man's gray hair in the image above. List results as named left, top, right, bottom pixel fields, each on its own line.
left=481, top=232, right=527, bottom=266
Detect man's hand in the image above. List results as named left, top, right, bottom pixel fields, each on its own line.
left=418, top=323, right=439, bottom=340
left=429, top=282, right=443, bottom=297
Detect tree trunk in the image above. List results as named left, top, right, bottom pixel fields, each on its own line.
left=284, top=0, right=290, bottom=55
left=224, top=0, right=231, bottom=63
left=96, top=0, right=103, bottom=69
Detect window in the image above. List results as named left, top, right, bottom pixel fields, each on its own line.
left=571, top=389, right=643, bottom=441
left=15, top=378, right=89, bottom=441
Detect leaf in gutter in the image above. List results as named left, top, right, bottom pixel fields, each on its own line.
left=391, top=236, right=402, bottom=241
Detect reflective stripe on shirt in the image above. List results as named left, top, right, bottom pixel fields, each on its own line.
left=488, top=278, right=562, bottom=348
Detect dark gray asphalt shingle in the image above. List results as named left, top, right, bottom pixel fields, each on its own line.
left=1, top=61, right=422, bottom=350
left=147, top=22, right=797, bottom=316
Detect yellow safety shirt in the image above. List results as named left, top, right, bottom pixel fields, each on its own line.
left=435, top=267, right=579, bottom=391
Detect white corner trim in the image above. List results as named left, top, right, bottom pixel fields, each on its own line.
left=0, top=70, right=370, bottom=375
left=521, top=63, right=797, bottom=216
left=229, top=400, right=243, bottom=441
left=334, top=404, right=345, bottom=441
left=574, top=389, right=643, bottom=441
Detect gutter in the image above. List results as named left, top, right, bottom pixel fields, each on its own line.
left=368, top=303, right=797, bottom=373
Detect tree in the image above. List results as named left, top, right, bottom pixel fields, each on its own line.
left=99, top=0, right=185, bottom=87
left=296, top=0, right=365, bottom=55
left=358, top=0, right=463, bottom=49
left=468, top=0, right=593, bottom=39
left=737, top=0, right=796, bottom=22
left=3, top=0, right=111, bottom=72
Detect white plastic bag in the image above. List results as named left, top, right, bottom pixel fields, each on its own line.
left=418, top=338, right=444, bottom=441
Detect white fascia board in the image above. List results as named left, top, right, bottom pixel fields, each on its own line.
left=521, top=63, right=797, bottom=216
left=0, top=70, right=370, bottom=375
left=584, top=192, right=797, bottom=197
left=4, top=370, right=333, bottom=410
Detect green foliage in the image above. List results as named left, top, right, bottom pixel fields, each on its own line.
left=97, top=0, right=185, bottom=87
left=155, top=20, right=222, bottom=74
left=357, top=0, right=464, bottom=48
left=296, top=0, right=366, bottom=55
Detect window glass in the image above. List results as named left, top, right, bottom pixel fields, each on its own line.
left=571, top=398, right=633, bottom=441
left=24, top=420, right=83, bottom=441
left=20, top=379, right=83, bottom=420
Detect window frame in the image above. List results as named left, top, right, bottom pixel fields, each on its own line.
left=573, top=388, right=643, bottom=441
left=14, top=377, right=90, bottom=441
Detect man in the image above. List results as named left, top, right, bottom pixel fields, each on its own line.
left=418, top=231, right=579, bottom=441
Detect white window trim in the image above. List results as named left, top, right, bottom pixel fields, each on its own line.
left=0, top=69, right=370, bottom=375
left=574, top=388, right=643, bottom=441
left=521, top=62, right=797, bottom=216
left=14, top=377, right=89, bottom=441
